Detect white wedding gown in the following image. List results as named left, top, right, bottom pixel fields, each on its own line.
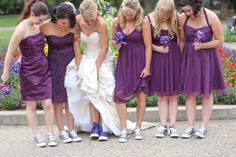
left=64, top=32, right=121, bottom=136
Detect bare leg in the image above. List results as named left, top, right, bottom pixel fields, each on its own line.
left=53, top=103, right=65, bottom=132
left=186, top=96, right=196, bottom=127
left=158, top=96, right=168, bottom=126
left=89, top=103, right=100, bottom=124
left=202, top=95, right=213, bottom=127
left=168, top=95, right=178, bottom=126
left=116, top=103, right=127, bottom=129
left=65, top=103, right=74, bottom=131
left=136, top=92, right=146, bottom=128
left=26, top=101, right=38, bottom=134
left=41, top=99, right=54, bottom=133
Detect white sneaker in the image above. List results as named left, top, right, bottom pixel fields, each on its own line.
left=155, top=125, right=168, bottom=138
left=69, top=129, right=82, bottom=142
left=59, top=131, right=73, bottom=143
left=118, top=129, right=130, bottom=143
left=169, top=125, right=179, bottom=138
left=195, top=125, right=207, bottom=139
left=34, top=134, right=47, bottom=148
left=181, top=126, right=195, bottom=139
left=47, top=133, right=57, bottom=147
left=134, top=128, right=143, bottom=140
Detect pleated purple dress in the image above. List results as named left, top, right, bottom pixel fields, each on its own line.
left=148, top=16, right=181, bottom=96
left=46, top=33, right=74, bottom=103
left=19, top=32, right=52, bottom=101
left=180, top=8, right=225, bottom=96
left=114, top=24, right=149, bottom=103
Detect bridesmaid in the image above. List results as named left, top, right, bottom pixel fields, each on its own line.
left=1, top=0, right=57, bottom=147
left=147, top=0, right=181, bottom=138
left=178, top=0, right=225, bottom=139
left=112, top=0, right=152, bottom=143
left=40, top=2, right=81, bottom=143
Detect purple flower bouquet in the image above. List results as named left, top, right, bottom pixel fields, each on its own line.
left=160, top=35, right=170, bottom=47
left=195, top=30, right=206, bottom=43
left=114, top=32, right=127, bottom=45
left=0, top=83, right=14, bottom=96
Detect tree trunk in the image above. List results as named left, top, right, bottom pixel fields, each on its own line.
left=220, top=0, right=230, bottom=21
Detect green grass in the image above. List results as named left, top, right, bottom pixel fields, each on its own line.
left=223, top=26, right=236, bottom=42
left=0, top=30, right=14, bottom=48
left=0, top=15, right=18, bottom=27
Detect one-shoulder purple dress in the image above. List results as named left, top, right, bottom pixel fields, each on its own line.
left=180, top=8, right=225, bottom=96
left=46, top=33, right=74, bottom=103
left=19, top=32, right=52, bottom=101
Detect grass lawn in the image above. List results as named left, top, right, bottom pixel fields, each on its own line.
left=0, top=15, right=18, bottom=27
left=0, top=30, right=13, bottom=49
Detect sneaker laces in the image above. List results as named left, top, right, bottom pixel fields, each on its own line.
left=184, top=126, right=194, bottom=134
left=135, top=128, right=142, bottom=136
left=198, top=125, right=207, bottom=133
left=48, top=133, right=56, bottom=142
left=169, top=125, right=177, bottom=134
left=157, top=125, right=167, bottom=133
left=35, top=134, right=45, bottom=143
left=120, top=129, right=128, bottom=138
left=69, top=130, right=78, bottom=138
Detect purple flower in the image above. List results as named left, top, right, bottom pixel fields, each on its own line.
left=11, top=56, right=21, bottom=74
left=0, top=83, right=14, bottom=96
left=114, top=32, right=127, bottom=45
left=195, top=30, right=206, bottom=42
left=160, top=35, right=170, bottom=47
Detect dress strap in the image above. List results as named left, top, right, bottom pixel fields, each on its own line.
left=203, top=8, right=210, bottom=27
left=183, top=15, right=189, bottom=29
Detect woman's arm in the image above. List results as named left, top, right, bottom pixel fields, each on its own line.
left=141, top=18, right=152, bottom=78
left=193, top=11, right=223, bottom=50
left=96, top=18, right=109, bottom=71
left=178, top=14, right=186, bottom=54
left=111, top=17, right=122, bottom=49
left=73, top=31, right=82, bottom=69
left=1, top=26, right=24, bottom=82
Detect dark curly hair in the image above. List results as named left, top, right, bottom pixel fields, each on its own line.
left=50, top=3, right=76, bottom=28
left=180, top=0, right=203, bottom=17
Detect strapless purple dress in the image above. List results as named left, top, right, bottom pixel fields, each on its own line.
left=46, top=33, right=74, bottom=103
left=19, top=32, right=52, bottom=101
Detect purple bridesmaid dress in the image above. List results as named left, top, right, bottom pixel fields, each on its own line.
left=19, top=32, right=52, bottom=101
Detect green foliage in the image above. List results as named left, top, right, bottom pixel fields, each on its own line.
left=0, top=89, right=21, bottom=110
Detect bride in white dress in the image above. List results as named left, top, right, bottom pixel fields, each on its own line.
left=64, top=0, right=121, bottom=140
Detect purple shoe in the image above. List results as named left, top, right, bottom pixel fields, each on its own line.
left=98, top=126, right=108, bottom=141
left=90, top=122, right=100, bottom=139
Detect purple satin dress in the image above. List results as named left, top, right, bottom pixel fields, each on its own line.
left=114, top=24, right=149, bottom=103
left=19, top=32, right=52, bottom=101
left=180, top=8, right=225, bottom=96
left=46, top=33, right=74, bottom=103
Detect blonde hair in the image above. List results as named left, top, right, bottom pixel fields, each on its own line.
left=79, top=0, right=98, bottom=18
left=153, top=0, right=178, bottom=39
left=117, top=0, right=143, bottom=31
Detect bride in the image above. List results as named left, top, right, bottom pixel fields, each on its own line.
left=64, top=0, right=121, bottom=141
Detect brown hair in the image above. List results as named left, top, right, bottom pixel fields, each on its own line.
left=19, top=0, right=48, bottom=21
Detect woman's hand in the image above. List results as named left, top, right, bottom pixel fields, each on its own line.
left=193, top=42, right=201, bottom=51
left=140, top=67, right=150, bottom=78
left=1, top=72, right=9, bottom=83
left=112, top=40, right=122, bottom=49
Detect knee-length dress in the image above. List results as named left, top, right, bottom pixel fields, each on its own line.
left=46, top=33, right=74, bottom=103
left=114, top=24, right=149, bottom=103
left=180, top=8, right=225, bottom=96
left=19, top=32, right=52, bottom=101
left=147, top=16, right=181, bottom=96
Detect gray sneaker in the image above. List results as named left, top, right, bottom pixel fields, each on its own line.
left=59, top=131, right=73, bottom=143
left=155, top=125, right=168, bottom=138
left=169, top=125, right=179, bottom=138
left=181, top=126, right=195, bottom=139
left=34, top=134, right=47, bottom=148
left=47, top=133, right=57, bottom=147
left=118, top=129, right=130, bottom=143
left=69, top=129, right=82, bottom=142
left=134, top=128, right=143, bottom=140
left=195, top=125, right=207, bottom=139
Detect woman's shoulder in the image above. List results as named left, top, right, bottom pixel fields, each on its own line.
left=178, top=13, right=187, bottom=25
left=40, top=21, right=53, bottom=33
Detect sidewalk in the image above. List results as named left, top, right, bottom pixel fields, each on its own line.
left=0, top=105, right=235, bottom=125
left=0, top=120, right=235, bottom=157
